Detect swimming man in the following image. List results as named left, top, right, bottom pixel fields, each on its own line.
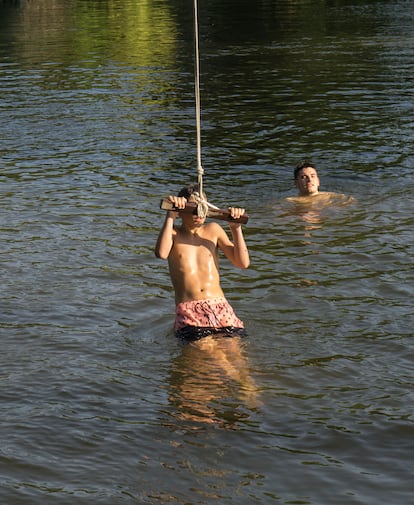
left=287, top=160, right=353, bottom=204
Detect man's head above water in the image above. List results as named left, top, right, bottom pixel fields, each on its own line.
left=294, top=160, right=320, bottom=197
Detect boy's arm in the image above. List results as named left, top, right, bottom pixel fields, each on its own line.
left=155, top=212, right=177, bottom=259
left=217, top=208, right=250, bottom=269
left=228, top=222, right=250, bottom=269
left=155, top=195, right=187, bottom=259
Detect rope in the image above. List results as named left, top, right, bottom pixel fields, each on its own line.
left=192, top=192, right=209, bottom=218
left=193, top=0, right=205, bottom=213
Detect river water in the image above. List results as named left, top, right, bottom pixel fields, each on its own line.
left=1, top=0, right=413, bottom=504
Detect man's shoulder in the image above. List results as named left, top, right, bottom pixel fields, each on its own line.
left=285, top=191, right=354, bottom=206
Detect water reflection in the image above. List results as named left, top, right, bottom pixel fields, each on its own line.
left=167, top=336, right=260, bottom=427
left=1, top=0, right=178, bottom=68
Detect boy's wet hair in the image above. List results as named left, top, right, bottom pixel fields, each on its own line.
left=177, top=183, right=207, bottom=200
left=294, top=160, right=317, bottom=179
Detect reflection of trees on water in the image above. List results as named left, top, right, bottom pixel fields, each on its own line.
left=1, top=0, right=178, bottom=69
left=167, top=336, right=260, bottom=427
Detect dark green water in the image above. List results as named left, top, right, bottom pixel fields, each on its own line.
left=1, top=1, right=413, bottom=504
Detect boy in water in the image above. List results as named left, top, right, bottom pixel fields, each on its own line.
left=155, top=183, right=249, bottom=342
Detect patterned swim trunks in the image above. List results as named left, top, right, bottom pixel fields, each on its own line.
left=175, top=297, right=246, bottom=342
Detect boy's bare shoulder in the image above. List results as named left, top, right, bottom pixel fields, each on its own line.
left=202, top=221, right=225, bottom=235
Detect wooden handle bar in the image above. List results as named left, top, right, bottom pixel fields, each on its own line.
left=160, top=198, right=249, bottom=224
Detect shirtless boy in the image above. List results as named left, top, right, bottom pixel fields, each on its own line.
left=155, top=183, right=249, bottom=342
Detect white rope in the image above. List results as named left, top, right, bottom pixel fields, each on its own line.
left=193, top=0, right=204, bottom=201
left=192, top=192, right=209, bottom=218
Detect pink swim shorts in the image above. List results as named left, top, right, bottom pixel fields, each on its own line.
left=175, top=297, right=244, bottom=331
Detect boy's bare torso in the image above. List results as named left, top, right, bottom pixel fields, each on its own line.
left=168, top=223, right=225, bottom=305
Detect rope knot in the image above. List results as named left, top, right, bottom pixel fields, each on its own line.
left=192, top=191, right=209, bottom=218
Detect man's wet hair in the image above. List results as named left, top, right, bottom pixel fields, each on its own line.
left=294, top=160, right=317, bottom=179
left=177, top=183, right=207, bottom=200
